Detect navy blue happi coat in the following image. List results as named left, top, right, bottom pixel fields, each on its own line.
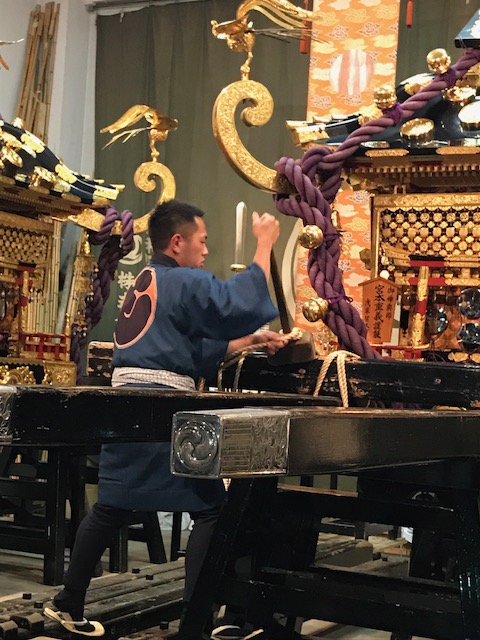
left=98, top=253, right=278, bottom=513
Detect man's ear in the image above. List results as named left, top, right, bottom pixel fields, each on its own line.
left=169, top=233, right=182, bottom=255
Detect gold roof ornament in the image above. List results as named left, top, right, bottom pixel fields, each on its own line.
left=212, top=1, right=322, bottom=192
left=73, top=105, right=178, bottom=234
left=212, top=0, right=322, bottom=81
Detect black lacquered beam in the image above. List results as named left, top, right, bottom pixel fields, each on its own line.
left=287, top=407, right=480, bottom=475
left=171, top=405, right=480, bottom=478
left=216, top=355, right=480, bottom=408
left=0, top=385, right=337, bottom=447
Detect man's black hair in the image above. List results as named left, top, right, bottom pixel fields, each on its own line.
left=148, top=199, right=205, bottom=250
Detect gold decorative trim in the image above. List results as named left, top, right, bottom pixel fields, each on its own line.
left=375, top=192, right=480, bottom=209
left=436, top=146, right=480, bottom=155
left=365, top=149, right=409, bottom=157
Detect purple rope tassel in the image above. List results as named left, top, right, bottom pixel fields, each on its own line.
left=70, top=207, right=135, bottom=383
left=275, top=48, right=480, bottom=359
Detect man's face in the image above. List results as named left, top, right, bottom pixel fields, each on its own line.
left=176, top=216, right=208, bottom=268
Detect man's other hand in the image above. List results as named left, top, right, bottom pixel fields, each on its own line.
left=251, top=330, right=289, bottom=355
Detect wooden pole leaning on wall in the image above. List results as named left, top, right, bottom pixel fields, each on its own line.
left=16, top=2, right=60, bottom=142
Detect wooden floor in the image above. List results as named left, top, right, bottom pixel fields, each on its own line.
left=0, top=533, right=431, bottom=639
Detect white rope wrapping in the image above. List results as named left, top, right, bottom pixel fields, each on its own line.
left=313, top=350, right=361, bottom=407
left=217, top=328, right=303, bottom=392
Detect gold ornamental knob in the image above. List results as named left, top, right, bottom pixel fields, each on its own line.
left=302, top=297, right=329, bottom=322
left=403, top=73, right=434, bottom=96
left=443, top=85, right=476, bottom=106
left=298, top=225, right=324, bottom=250
left=426, top=48, right=451, bottom=75
left=373, top=84, right=397, bottom=111
left=400, top=117, right=434, bottom=143
left=459, top=100, right=480, bottom=131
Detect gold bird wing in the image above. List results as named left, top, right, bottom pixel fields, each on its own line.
left=100, top=105, right=178, bottom=148
left=100, top=104, right=159, bottom=134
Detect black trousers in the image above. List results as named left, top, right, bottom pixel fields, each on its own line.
left=57, top=502, right=221, bottom=617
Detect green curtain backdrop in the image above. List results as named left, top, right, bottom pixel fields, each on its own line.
left=91, top=0, right=310, bottom=341
left=396, top=0, right=479, bottom=83
left=91, top=0, right=479, bottom=342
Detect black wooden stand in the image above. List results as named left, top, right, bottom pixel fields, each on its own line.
left=177, top=462, right=480, bottom=640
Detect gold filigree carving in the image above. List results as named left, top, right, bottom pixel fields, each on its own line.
left=43, top=360, right=76, bottom=385
left=0, top=365, right=35, bottom=385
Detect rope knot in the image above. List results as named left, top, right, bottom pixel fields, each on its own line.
left=440, top=67, right=458, bottom=89
left=314, top=350, right=361, bottom=407
left=383, top=102, right=404, bottom=126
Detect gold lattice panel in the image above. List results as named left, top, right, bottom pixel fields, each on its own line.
left=0, top=211, right=52, bottom=267
left=373, top=193, right=480, bottom=285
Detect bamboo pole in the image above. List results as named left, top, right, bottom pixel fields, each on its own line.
left=16, top=3, right=60, bottom=139
left=16, top=7, right=37, bottom=119
left=42, top=3, right=59, bottom=143
left=21, top=6, right=44, bottom=129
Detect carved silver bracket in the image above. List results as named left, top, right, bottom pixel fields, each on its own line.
left=0, top=385, right=15, bottom=443
left=171, top=407, right=290, bottom=479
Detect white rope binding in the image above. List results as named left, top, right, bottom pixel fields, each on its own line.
left=313, top=350, right=361, bottom=407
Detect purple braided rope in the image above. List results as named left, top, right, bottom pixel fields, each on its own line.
left=307, top=48, right=480, bottom=176
left=71, top=207, right=135, bottom=382
left=274, top=48, right=480, bottom=360
left=275, top=158, right=379, bottom=359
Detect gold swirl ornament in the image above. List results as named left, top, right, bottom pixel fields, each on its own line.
left=212, top=2, right=323, bottom=193
left=213, top=79, right=295, bottom=193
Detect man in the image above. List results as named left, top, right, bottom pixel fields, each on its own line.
left=44, top=199, right=287, bottom=636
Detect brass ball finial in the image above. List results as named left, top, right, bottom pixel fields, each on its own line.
left=302, top=297, right=329, bottom=322
left=298, top=225, right=324, bottom=250
left=426, top=48, right=451, bottom=75
left=373, top=84, right=397, bottom=110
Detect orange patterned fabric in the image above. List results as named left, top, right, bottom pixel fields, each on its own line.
left=294, top=0, right=400, bottom=354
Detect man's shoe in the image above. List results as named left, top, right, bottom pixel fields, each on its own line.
left=211, top=625, right=245, bottom=640
left=43, top=607, right=105, bottom=637
left=211, top=625, right=265, bottom=640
